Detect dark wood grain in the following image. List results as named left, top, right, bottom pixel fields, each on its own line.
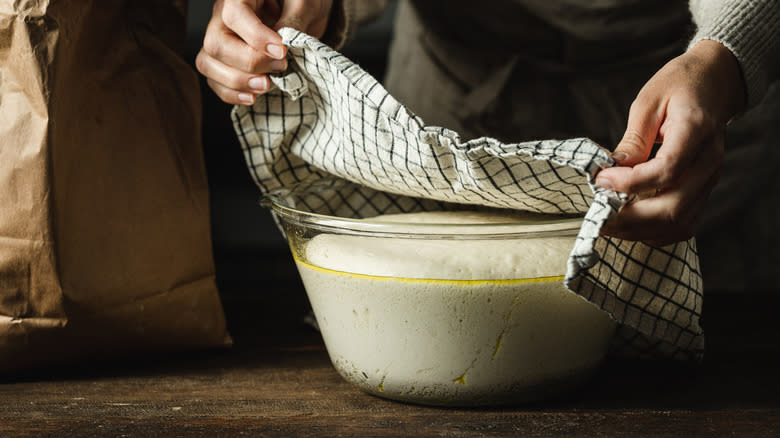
left=1, top=257, right=778, bottom=437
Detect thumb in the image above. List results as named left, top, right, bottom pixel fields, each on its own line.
left=612, top=97, right=665, bottom=167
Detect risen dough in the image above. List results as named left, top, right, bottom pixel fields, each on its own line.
left=305, top=210, right=577, bottom=280
left=295, top=210, right=614, bottom=406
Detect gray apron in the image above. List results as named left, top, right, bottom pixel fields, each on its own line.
left=384, top=0, right=780, bottom=292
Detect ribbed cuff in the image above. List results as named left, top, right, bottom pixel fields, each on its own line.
left=689, top=0, right=780, bottom=107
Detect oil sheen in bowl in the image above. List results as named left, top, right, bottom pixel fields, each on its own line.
left=292, top=211, right=616, bottom=406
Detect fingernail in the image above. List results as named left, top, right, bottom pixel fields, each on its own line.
left=611, top=151, right=629, bottom=162
left=266, top=43, right=285, bottom=59
left=596, top=177, right=614, bottom=190
left=238, top=93, right=255, bottom=105
left=270, top=59, right=287, bottom=72
left=248, top=76, right=268, bottom=91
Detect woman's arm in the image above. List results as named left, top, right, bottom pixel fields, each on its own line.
left=596, top=0, right=779, bottom=246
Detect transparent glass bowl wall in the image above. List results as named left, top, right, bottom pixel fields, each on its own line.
left=262, top=179, right=615, bottom=406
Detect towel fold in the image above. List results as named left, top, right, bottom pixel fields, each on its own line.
left=232, top=28, right=703, bottom=360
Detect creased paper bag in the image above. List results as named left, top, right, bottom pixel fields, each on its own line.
left=0, top=0, right=230, bottom=373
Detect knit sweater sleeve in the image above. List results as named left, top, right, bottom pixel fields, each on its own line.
left=320, top=0, right=389, bottom=50
left=689, top=0, right=780, bottom=107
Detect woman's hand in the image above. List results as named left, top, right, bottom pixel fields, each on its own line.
left=596, top=40, right=747, bottom=246
left=196, top=0, right=333, bottom=106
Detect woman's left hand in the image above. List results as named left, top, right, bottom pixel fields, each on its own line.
left=595, top=40, right=746, bottom=246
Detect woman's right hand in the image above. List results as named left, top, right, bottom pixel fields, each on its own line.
left=196, top=0, right=333, bottom=106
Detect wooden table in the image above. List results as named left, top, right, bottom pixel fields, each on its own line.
left=1, top=256, right=779, bottom=437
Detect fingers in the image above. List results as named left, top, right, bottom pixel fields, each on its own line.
left=219, top=0, right=286, bottom=56
left=593, top=42, right=739, bottom=246
left=601, top=171, right=719, bottom=246
left=198, top=0, right=335, bottom=105
left=596, top=92, right=724, bottom=245
left=207, top=77, right=257, bottom=106
left=196, top=49, right=272, bottom=105
left=610, top=89, right=666, bottom=167
left=202, top=18, right=288, bottom=75
left=600, top=136, right=723, bottom=245
left=199, top=0, right=292, bottom=105
left=597, top=104, right=717, bottom=195
left=595, top=85, right=665, bottom=193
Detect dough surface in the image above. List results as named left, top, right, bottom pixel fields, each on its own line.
left=305, top=211, right=579, bottom=280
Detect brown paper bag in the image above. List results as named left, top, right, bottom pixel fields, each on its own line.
left=0, top=0, right=230, bottom=373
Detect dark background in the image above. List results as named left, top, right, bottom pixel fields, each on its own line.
left=184, top=1, right=398, bottom=294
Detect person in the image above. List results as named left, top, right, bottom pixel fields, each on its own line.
left=195, top=0, right=779, bottom=285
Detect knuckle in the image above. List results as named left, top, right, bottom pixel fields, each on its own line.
left=243, top=52, right=266, bottom=73
left=202, top=33, right=221, bottom=58
left=195, top=51, right=208, bottom=74
left=220, top=3, right=240, bottom=28
left=655, top=155, right=684, bottom=186
left=678, top=105, right=717, bottom=131
left=212, top=0, right=223, bottom=15
left=226, top=73, right=248, bottom=91
left=621, top=178, right=643, bottom=195
left=628, top=98, right=650, bottom=117
left=683, top=105, right=705, bottom=123
left=219, top=90, right=240, bottom=106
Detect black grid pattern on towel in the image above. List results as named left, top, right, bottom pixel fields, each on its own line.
left=231, top=28, right=704, bottom=360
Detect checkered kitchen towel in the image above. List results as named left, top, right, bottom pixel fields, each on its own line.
left=232, top=28, right=704, bottom=360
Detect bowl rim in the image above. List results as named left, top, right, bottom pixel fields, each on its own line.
left=260, top=181, right=585, bottom=240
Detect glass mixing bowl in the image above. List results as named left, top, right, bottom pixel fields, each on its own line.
left=261, top=179, right=615, bottom=406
